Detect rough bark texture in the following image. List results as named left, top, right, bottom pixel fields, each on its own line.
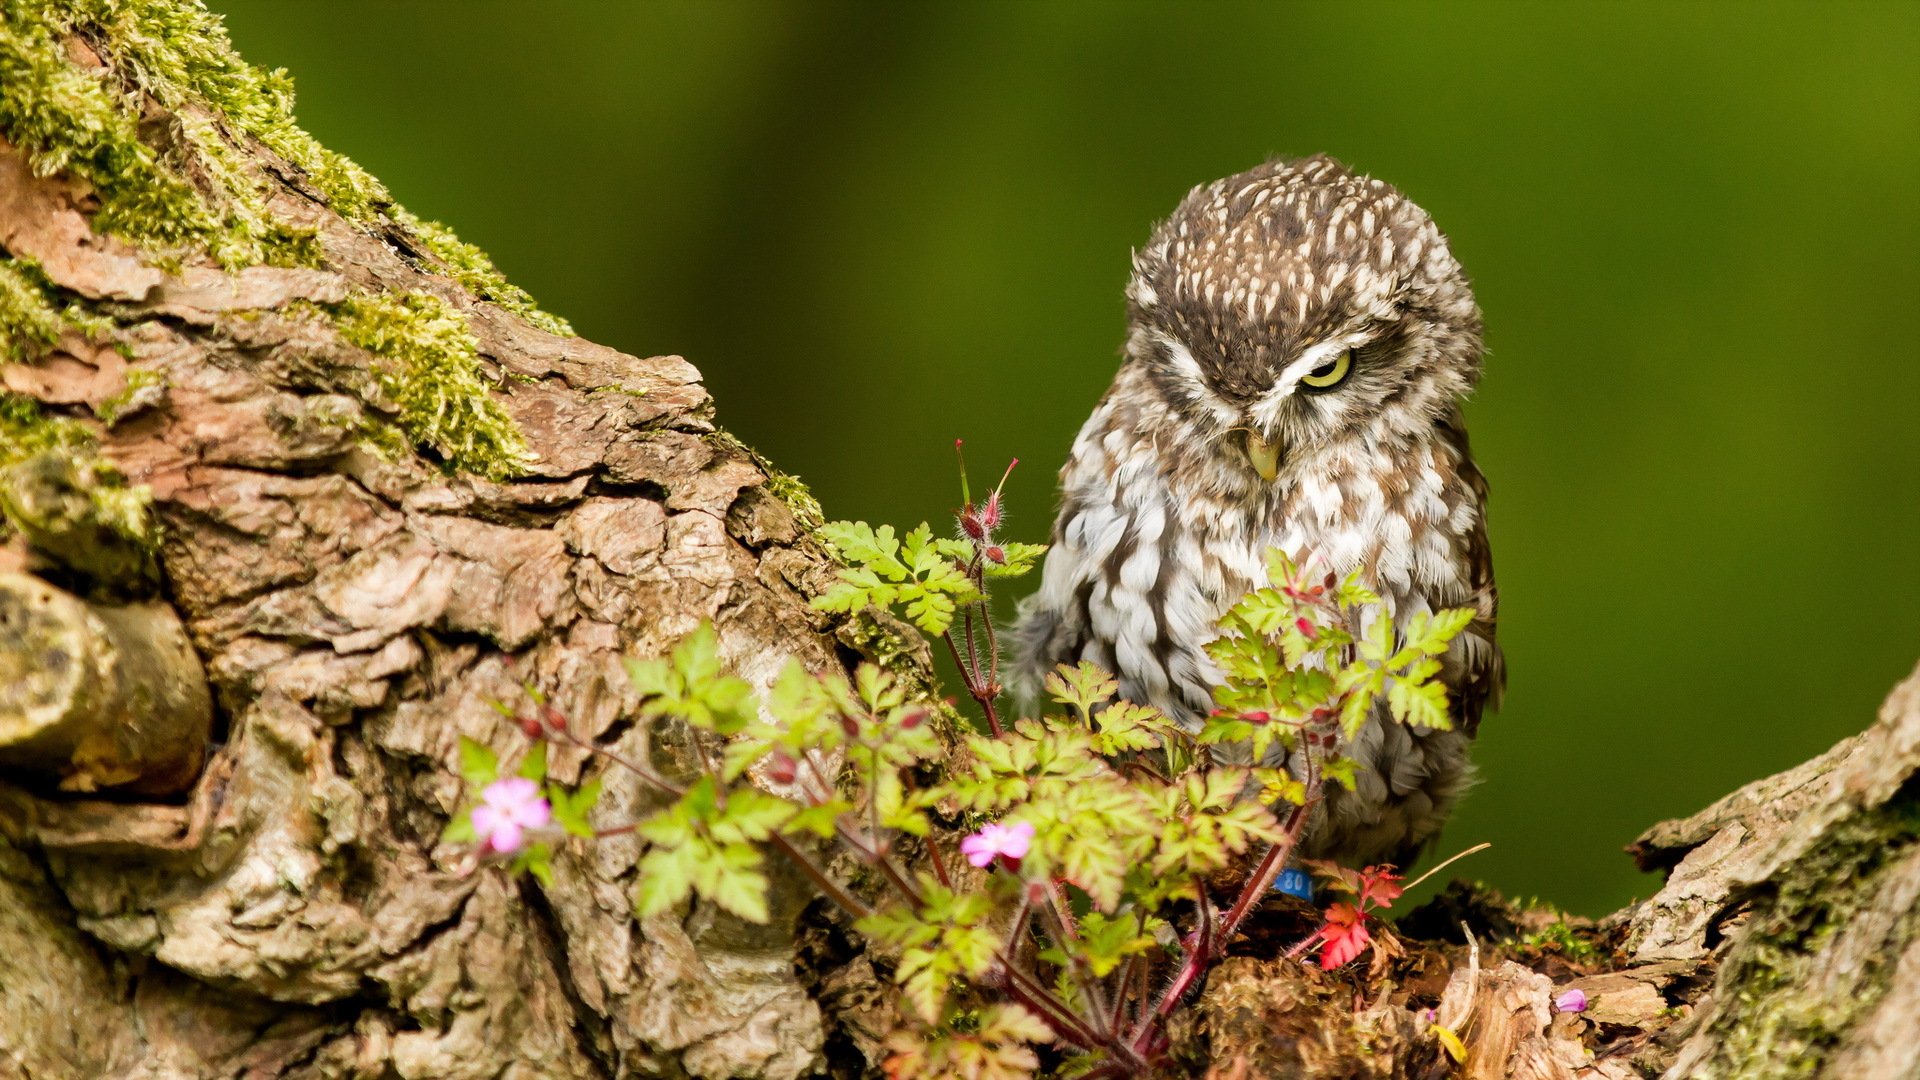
left=0, top=5, right=917, bottom=1076
left=2, top=5, right=1919, bottom=1079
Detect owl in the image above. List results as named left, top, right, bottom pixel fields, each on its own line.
left=1012, top=156, right=1502, bottom=868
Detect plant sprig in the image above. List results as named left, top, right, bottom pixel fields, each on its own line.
left=443, top=441, right=1478, bottom=1078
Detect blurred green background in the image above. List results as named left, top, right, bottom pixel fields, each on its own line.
left=214, top=1, right=1920, bottom=916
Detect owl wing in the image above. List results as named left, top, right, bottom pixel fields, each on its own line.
left=1445, top=421, right=1504, bottom=736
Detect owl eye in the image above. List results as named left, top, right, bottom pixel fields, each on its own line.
left=1298, top=349, right=1353, bottom=393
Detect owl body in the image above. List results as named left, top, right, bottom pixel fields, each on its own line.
left=1013, top=157, right=1501, bottom=868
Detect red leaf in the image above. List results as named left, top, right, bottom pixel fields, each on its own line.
left=1318, top=903, right=1372, bottom=970
left=1357, top=865, right=1405, bottom=911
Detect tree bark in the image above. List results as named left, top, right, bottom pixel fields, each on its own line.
left=2, top=5, right=1917, bottom=1079
left=0, top=6, right=917, bottom=1076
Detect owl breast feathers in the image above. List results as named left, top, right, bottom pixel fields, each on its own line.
left=1012, top=155, right=1502, bottom=868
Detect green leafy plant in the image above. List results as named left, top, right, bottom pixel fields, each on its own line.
left=444, top=442, right=1476, bottom=1077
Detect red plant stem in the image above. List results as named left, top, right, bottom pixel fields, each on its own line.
left=996, top=949, right=1107, bottom=1051
left=927, top=832, right=954, bottom=890
left=557, top=728, right=685, bottom=798
left=980, top=595, right=1003, bottom=693
left=963, top=605, right=982, bottom=684
left=942, top=625, right=1003, bottom=736
left=1040, top=884, right=1112, bottom=1040
left=1122, top=758, right=1172, bottom=785
left=1130, top=795, right=1313, bottom=1053
left=1217, top=803, right=1307, bottom=937
left=1006, top=894, right=1032, bottom=942
left=1108, top=955, right=1138, bottom=1034
left=770, top=833, right=874, bottom=921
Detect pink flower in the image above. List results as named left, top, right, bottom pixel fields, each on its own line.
left=960, top=820, right=1034, bottom=868
left=471, top=776, right=551, bottom=853
left=1554, top=988, right=1588, bottom=1013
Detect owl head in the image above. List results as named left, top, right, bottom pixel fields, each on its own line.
left=1123, top=156, right=1484, bottom=484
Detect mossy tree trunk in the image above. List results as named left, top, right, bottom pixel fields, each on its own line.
left=3, top=4, right=1918, bottom=1079
left=1, top=4, right=905, bottom=1077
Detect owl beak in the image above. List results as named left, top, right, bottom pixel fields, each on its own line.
left=1245, top=432, right=1280, bottom=482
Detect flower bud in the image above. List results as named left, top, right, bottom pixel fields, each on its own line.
left=840, top=713, right=861, bottom=738
left=541, top=705, right=568, bottom=732
left=960, top=507, right=987, bottom=541
left=981, top=490, right=1003, bottom=531
left=899, top=707, right=928, bottom=730
left=984, top=545, right=1006, bottom=565
left=765, top=751, right=798, bottom=784
left=517, top=715, right=544, bottom=739
left=1295, top=617, right=1317, bottom=639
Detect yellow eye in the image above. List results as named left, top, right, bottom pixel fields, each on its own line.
left=1298, top=349, right=1352, bottom=392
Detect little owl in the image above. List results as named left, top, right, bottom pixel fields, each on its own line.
left=1013, top=156, right=1502, bottom=868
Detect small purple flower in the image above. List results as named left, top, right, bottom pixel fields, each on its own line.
left=960, top=820, right=1034, bottom=868
left=1554, top=988, right=1589, bottom=1014
left=471, top=776, right=552, bottom=853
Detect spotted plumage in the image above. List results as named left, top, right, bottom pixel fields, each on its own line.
left=1013, top=156, right=1502, bottom=867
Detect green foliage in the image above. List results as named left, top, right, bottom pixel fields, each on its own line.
left=634, top=777, right=790, bottom=923
left=813, top=521, right=983, bottom=635
left=1203, top=551, right=1471, bottom=760
left=625, top=622, right=758, bottom=736
left=446, top=512, right=1475, bottom=1077
left=883, top=1004, right=1051, bottom=1080
left=935, top=536, right=1046, bottom=579
left=333, top=291, right=529, bottom=480
left=860, top=877, right=1002, bottom=1023
left=1519, top=916, right=1602, bottom=964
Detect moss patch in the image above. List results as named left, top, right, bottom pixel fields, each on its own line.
left=333, top=290, right=528, bottom=481
left=706, top=430, right=826, bottom=534
left=93, top=367, right=164, bottom=425
left=763, top=469, right=826, bottom=534
left=0, top=259, right=67, bottom=363
left=0, top=0, right=571, bottom=331
left=393, top=210, right=573, bottom=337
left=0, top=257, right=117, bottom=362
left=1690, top=791, right=1920, bottom=1078
left=0, top=392, right=155, bottom=578
left=0, top=391, right=94, bottom=466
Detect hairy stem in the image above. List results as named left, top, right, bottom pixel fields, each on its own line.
left=1131, top=788, right=1315, bottom=1053
left=942, top=625, right=1003, bottom=736
left=771, top=832, right=874, bottom=921
left=1040, top=883, right=1112, bottom=1041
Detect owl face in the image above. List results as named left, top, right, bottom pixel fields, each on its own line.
left=1123, top=156, right=1484, bottom=483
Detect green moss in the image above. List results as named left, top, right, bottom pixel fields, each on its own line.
left=396, top=211, right=573, bottom=337
left=333, top=291, right=528, bottom=481
left=0, top=0, right=227, bottom=260
left=764, top=468, right=826, bottom=534
left=706, top=430, right=827, bottom=534
left=0, top=0, right=571, bottom=327
left=0, top=392, right=94, bottom=465
left=1518, top=916, right=1601, bottom=963
left=0, top=392, right=156, bottom=572
left=93, top=367, right=165, bottom=425
left=0, top=259, right=67, bottom=362
left=1, top=257, right=122, bottom=363
left=1691, top=793, right=1920, bottom=1078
